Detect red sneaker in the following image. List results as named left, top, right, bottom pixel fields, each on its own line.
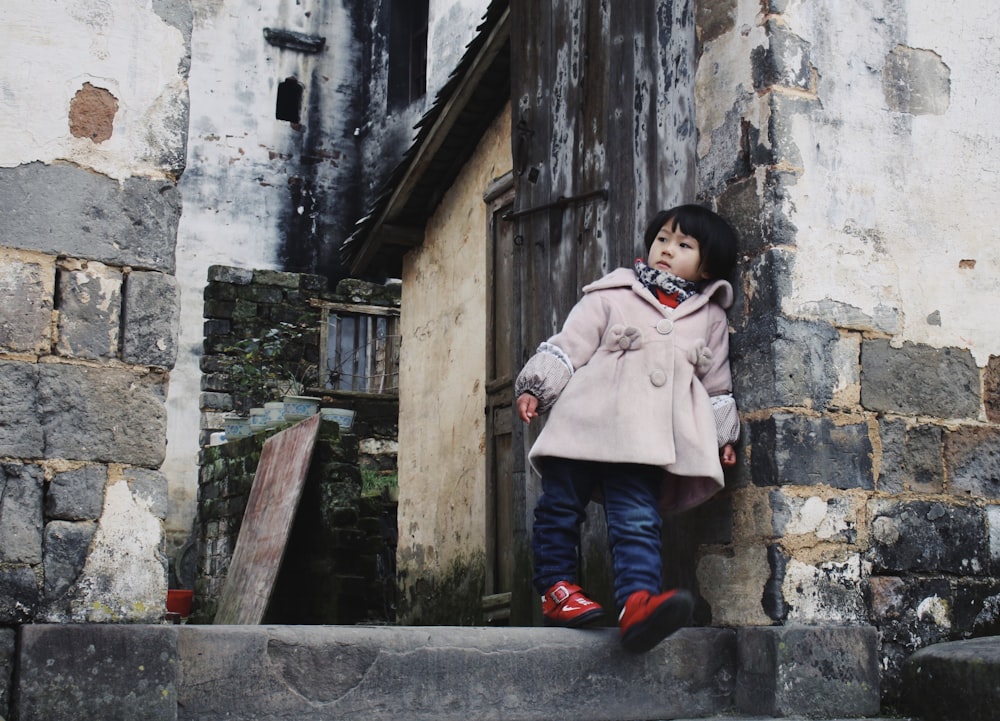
left=618, top=588, right=693, bottom=653
left=541, top=581, right=605, bottom=627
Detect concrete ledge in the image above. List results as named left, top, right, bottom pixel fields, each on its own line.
left=902, top=636, right=1000, bottom=721
left=17, top=624, right=736, bottom=721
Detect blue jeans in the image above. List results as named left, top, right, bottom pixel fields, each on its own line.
left=532, top=458, right=663, bottom=609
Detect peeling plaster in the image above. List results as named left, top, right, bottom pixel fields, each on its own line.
left=0, top=0, right=188, bottom=179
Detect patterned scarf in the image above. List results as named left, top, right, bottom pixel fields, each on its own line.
left=633, top=258, right=700, bottom=304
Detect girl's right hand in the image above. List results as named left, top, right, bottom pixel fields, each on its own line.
left=517, top=393, right=539, bottom=424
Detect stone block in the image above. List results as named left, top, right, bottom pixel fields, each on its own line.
left=861, top=339, right=980, bottom=418
left=176, top=625, right=737, bottom=721
left=42, top=520, right=97, bottom=601
left=46, top=464, right=107, bottom=520
left=251, top=268, right=302, bottom=288
left=55, top=262, right=122, bottom=360
left=903, top=637, right=1000, bottom=721
left=770, top=489, right=860, bottom=543
left=0, top=566, right=39, bottom=623
left=869, top=499, right=988, bottom=574
left=17, top=624, right=177, bottom=721
left=985, top=355, right=1000, bottom=423
left=749, top=412, right=874, bottom=489
left=878, top=418, right=944, bottom=494
left=768, top=547, right=868, bottom=625
left=0, top=462, right=44, bottom=563
left=752, top=19, right=814, bottom=92
left=735, top=625, right=880, bottom=718
left=37, top=364, right=167, bottom=467
left=0, top=163, right=179, bottom=272
left=122, top=270, right=180, bottom=368
left=945, top=425, right=1000, bottom=500
left=0, top=627, right=13, bottom=720
left=0, top=361, right=44, bottom=457
left=0, top=249, right=55, bottom=354
left=733, top=313, right=841, bottom=413
left=123, top=466, right=169, bottom=519
left=208, top=265, right=253, bottom=285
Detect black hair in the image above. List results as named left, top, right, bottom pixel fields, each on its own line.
left=642, top=204, right=739, bottom=280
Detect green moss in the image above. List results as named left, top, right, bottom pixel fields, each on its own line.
left=398, top=552, right=486, bottom=626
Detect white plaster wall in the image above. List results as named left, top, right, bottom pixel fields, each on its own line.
left=396, top=103, right=511, bottom=596
left=700, top=0, right=1000, bottom=366
left=787, top=0, right=1000, bottom=366
left=163, top=0, right=354, bottom=537
left=426, top=0, right=490, bottom=91
left=0, top=1, right=186, bottom=178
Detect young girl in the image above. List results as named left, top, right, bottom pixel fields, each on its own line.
left=514, top=204, right=739, bottom=653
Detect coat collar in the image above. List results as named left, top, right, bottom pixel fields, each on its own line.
left=583, top=267, right=734, bottom=317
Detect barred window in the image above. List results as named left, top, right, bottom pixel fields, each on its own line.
left=319, top=303, right=400, bottom=394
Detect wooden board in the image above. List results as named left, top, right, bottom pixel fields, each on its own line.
left=213, top=414, right=321, bottom=624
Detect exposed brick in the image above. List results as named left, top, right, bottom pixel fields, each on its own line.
left=207, top=265, right=253, bottom=285
left=878, top=418, right=944, bottom=494
left=749, top=412, right=874, bottom=489
left=945, top=425, right=1000, bottom=500
left=869, top=499, right=988, bottom=575
left=861, top=339, right=980, bottom=418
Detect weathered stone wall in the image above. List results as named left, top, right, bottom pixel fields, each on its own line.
left=693, top=0, right=1000, bottom=707
left=0, top=4, right=191, bottom=713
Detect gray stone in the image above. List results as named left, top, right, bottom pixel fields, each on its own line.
left=0, top=254, right=54, bottom=354
left=122, top=270, right=180, bottom=368
left=0, top=627, right=13, bottom=720
left=123, top=467, right=169, bottom=519
left=208, top=265, right=253, bottom=285
left=42, top=520, right=97, bottom=601
left=199, top=391, right=234, bottom=411
left=752, top=20, right=813, bottom=92
left=0, top=463, right=44, bottom=563
left=903, top=637, right=1000, bottom=721
left=0, top=565, right=39, bottom=623
left=878, top=418, right=944, bottom=494
left=869, top=499, right=988, bottom=574
left=0, top=163, right=179, bottom=273
left=46, top=465, right=107, bottom=520
left=861, top=339, right=980, bottom=418
left=945, top=426, right=1000, bottom=500
left=54, top=263, right=122, bottom=360
left=0, top=361, right=43, bottom=458
left=176, top=625, right=736, bottom=721
left=37, top=364, right=167, bottom=467
left=17, top=624, right=177, bottom=721
left=883, top=45, right=951, bottom=116
left=749, top=412, right=873, bottom=489
left=735, top=625, right=880, bottom=718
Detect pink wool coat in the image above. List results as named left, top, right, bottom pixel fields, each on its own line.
left=517, top=267, right=736, bottom=512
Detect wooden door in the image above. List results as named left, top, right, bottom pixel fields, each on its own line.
left=508, top=0, right=699, bottom=611
left=484, top=173, right=534, bottom=625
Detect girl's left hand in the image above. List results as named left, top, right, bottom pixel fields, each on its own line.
left=720, top=443, right=736, bottom=468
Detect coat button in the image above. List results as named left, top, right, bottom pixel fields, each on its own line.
left=650, top=369, right=666, bottom=387
left=656, top=318, right=674, bottom=334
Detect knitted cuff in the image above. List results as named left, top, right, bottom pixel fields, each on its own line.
left=514, top=348, right=573, bottom=414
left=711, top=394, right=740, bottom=447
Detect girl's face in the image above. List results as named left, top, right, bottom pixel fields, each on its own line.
left=646, top=219, right=708, bottom=282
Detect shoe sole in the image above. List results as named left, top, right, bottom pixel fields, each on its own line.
left=542, top=607, right=605, bottom=628
left=620, top=590, right=693, bottom=653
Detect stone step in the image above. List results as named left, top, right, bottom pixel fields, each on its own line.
left=15, top=623, right=882, bottom=721
left=901, top=636, right=1000, bottom=721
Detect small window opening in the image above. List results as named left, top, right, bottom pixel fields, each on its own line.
left=320, top=305, right=401, bottom=394
left=276, top=77, right=304, bottom=123
left=387, top=0, right=429, bottom=111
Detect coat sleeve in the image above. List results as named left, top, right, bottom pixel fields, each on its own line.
left=513, top=292, right=608, bottom=413
left=701, top=305, right=740, bottom=446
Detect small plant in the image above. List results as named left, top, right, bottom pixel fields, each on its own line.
left=361, top=469, right=398, bottom=497
left=224, top=319, right=318, bottom=413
